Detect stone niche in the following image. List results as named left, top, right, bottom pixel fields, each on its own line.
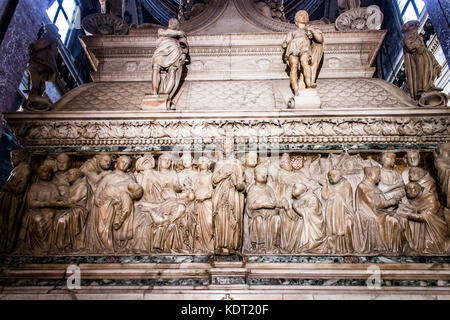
left=1, top=0, right=450, bottom=300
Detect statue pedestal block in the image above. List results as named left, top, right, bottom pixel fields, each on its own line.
left=141, top=94, right=170, bottom=111
left=288, top=89, right=321, bottom=109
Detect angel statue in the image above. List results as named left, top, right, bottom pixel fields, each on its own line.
left=282, top=10, right=324, bottom=93
left=152, top=18, right=189, bottom=101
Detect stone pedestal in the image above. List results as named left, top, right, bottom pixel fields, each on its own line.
left=141, top=94, right=170, bottom=111
left=288, top=89, right=322, bottom=109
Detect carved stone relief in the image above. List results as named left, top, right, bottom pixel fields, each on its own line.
left=3, top=150, right=449, bottom=256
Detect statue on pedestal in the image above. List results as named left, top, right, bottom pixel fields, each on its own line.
left=143, top=18, right=189, bottom=110
left=24, top=24, right=60, bottom=111
left=282, top=10, right=323, bottom=108
left=402, top=20, right=447, bottom=107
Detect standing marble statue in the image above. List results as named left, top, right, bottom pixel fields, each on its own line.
left=151, top=18, right=189, bottom=105
left=282, top=10, right=324, bottom=92
left=192, top=156, right=214, bottom=253
left=245, top=165, right=286, bottom=253
left=435, top=144, right=450, bottom=208
left=0, top=150, right=31, bottom=253
left=321, top=169, right=354, bottom=253
left=25, top=24, right=60, bottom=111
left=212, top=144, right=245, bottom=255
left=402, top=20, right=441, bottom=100
left=91, top=156, right=143, bottom=252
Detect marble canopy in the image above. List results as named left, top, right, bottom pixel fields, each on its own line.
left=1, top=0, right=450, bottom=300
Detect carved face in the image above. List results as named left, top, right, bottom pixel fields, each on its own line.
left=39, top=166, right=53, bottom=181
left=11, top=150, right=26, bottom=167
left=67, top=169, right=81, bottom=184
left=168, top=18, right=180, bottom=30
left=182, top=153, right=193, bottom=168
left=255, top=167, right=268, bottom=184
left=292, top=183, right=307, bottom=198
left=381, top=153, right=396, bottom=168
left=406, top=182, right=422, bottom=199
left=198, top=157, right=209, bottom=171
left=280, top=154, right=293, bottom=171
left=56, top=154, right=71, bottom=172
left=328, top=170, right=342, bottom=185
left=406, top=151, right=420, bottom=167
left=99, top=155, right=112, bottom=170
left=409, top=167, right=425, bottom=182
left=295, top=10, right=309, bottom=26
left=246, top=152, right=258, bottom=167
left=116, top=156, right=132, bottom=172
left=159, top=154, right=172, bottom=170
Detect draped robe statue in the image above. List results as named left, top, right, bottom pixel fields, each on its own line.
left=402, top=20, right=441, bottom=100
left=0, top=150, right=31, bottom=253
left=212, top=153, right=245, bottom=255
left=245, top=165, right=285, bottom=254
left=398, top=182, right=449, bottom=254
left=321, top=169, right=354, bottom=253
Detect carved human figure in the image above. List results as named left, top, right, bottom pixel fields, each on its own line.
left=0, top=150, right=31, bottom=252
left=191, top=156, right=214, bottom=253
left=92, top=156, right=143, bottom=252
left=156, top=152, right=183, bottom=201
left=53, top=153, right=72, bottom=197
left=397, top=182, right=449, bottom=254
left=52, top=168, right=90, bottom=252
left=321, top=169, right=354, bottom=253
left=292, top=183, right=326, bottom=252
left=27, top=24, right=60, bottom=105
left=282, top=10, right=324, bottom=92
left=338, top=0, right=360, bottom=11
left=178, top=151, right=196, bottom=191
left=353, top=167, right=402, bottom=253
left=80, top=154, right=112, bottom=192
left=243, top=151, right=258, bottom=192
left=134, top=154, right=160, bottom=203
left=212, top=144, right=245, bottom=255
left=245, top=165, right=285, bottom=253
left=402, top=20, right=441, bottom=100
left=401, top=151, right=434, bottom=189
left=378, top=152, right=406, bottom=202
left=18, top=166, right=61, bottom=253
left=152, top=18, right=189, bottom=100
left=435, top=144, right=450, bottom=208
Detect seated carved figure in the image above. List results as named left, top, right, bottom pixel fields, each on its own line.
left=245, top=165, right=286, bottom=254
left=18, top=166, right=62, bottom=253
left=353, top=167, right=403, bottom=254
left=0, top=149, right=31, bottom=253
left=52, top=169, right=90, bottom=252
left=398, top=182, right=449, bottom=254
left=321, top=169, right=354, bottom=253
left=292, top=183, right=326, bottom=252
